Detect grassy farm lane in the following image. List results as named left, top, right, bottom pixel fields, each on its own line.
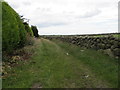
left=3, top=38, right=118, bottom=88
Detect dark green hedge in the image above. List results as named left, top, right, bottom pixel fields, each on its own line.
left=23, top=22, right=33, bottom=37
left=2, top=2, right=27, bottom=52
left=31, top=25, right=39, bottom=37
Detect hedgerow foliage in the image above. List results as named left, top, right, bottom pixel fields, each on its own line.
left=23, top=22, right=33, bottom=37
left=2, top=2, right=33, bottom=52
left=31, top=25, right=39, bottom=37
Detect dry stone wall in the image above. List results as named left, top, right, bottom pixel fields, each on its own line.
left=42, top=35, right=120, bottom=58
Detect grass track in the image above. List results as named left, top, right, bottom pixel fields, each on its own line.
left=2, top=38, right=118, bottom=88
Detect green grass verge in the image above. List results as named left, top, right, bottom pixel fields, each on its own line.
left=2, top=38, right=118, bottom=88
left=52, top=39, right=118, bottom=88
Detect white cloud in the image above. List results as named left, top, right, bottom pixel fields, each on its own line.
left=76, top=9, right=101, bottom=18
left=5, top=0, right=119, bottom=35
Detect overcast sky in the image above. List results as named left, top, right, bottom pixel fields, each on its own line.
left=5, top=0, right=119, bottom=35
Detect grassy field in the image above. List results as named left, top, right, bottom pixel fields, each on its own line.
left=2, top=38, right=118, bottom=88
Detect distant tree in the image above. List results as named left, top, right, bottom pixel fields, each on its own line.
left=31, top=25, right=39, bottom=37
